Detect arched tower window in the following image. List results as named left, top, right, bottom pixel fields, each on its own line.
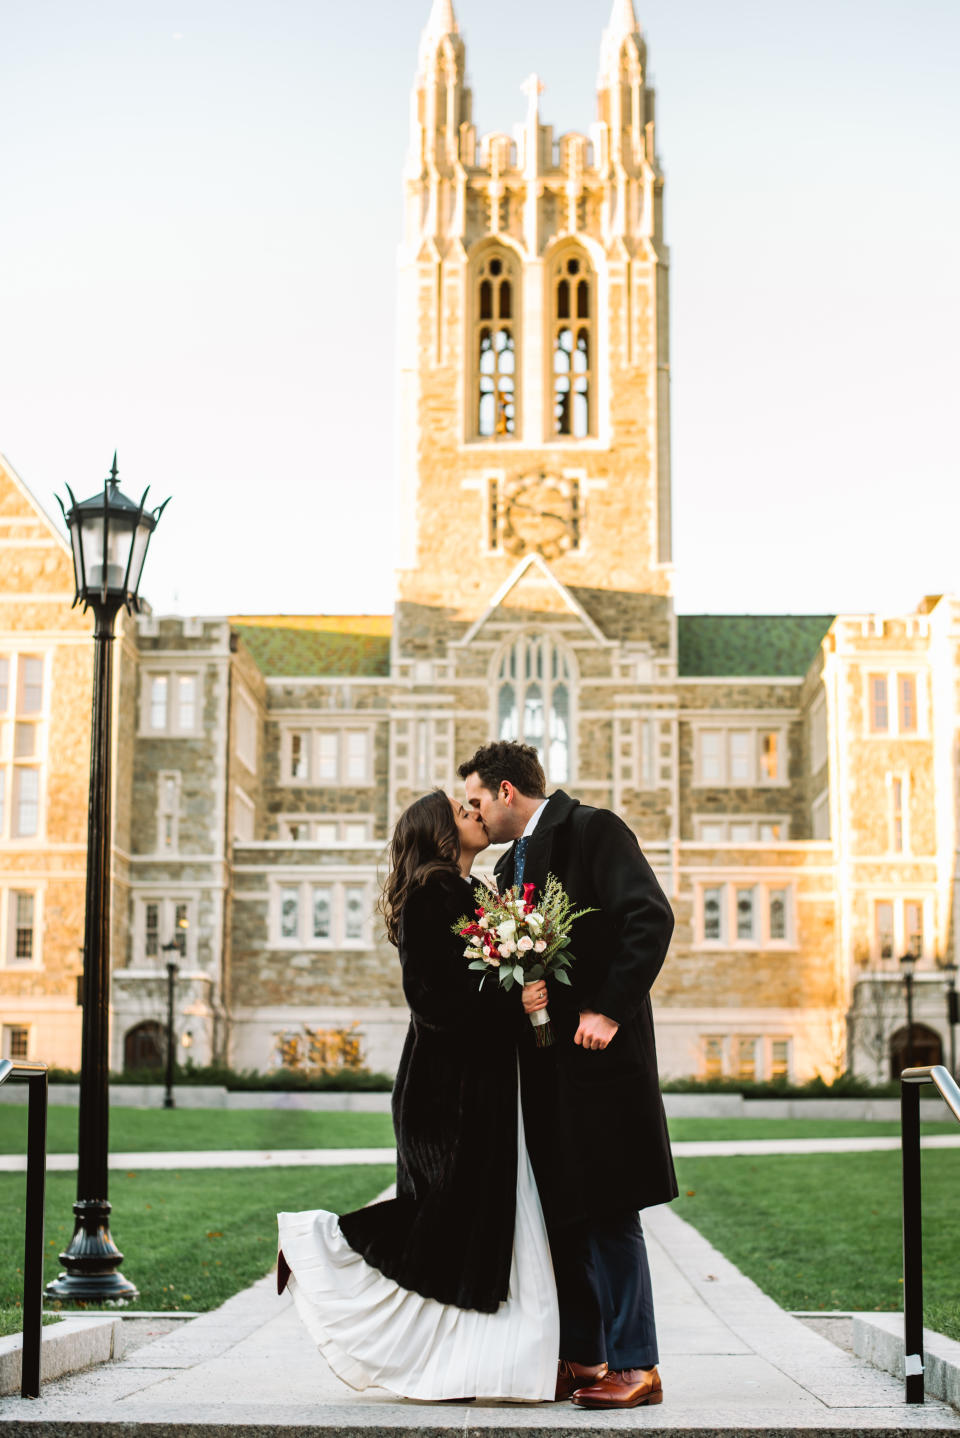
left=475, top=251, right=518, bottom=438
left=552, top=252, right=593, bottom=439
left=496, top=635, right=574, bottom=783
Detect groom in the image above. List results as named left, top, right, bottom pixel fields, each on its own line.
left=458, top=740, right=677, bottom=1409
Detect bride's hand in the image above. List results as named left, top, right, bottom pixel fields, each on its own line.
left=521, top=981, right=549, bottom=1014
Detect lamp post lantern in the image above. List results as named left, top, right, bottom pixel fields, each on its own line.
left=46, top=456, right=168, bottom=1303
left=161, top=938, right=183, bottom=1111
left=900, top=951, right=917, bottom=1075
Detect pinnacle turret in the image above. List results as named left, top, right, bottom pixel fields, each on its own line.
left=598, top=0, right=641, bottom=84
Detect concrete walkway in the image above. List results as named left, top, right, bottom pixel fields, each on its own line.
left=3, top=1132, right=960, bottom=1172
left=2, top=1203, right=957, bottom=1434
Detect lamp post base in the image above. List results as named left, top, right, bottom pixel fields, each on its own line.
left=44, top=1199, right=139, bottom=1303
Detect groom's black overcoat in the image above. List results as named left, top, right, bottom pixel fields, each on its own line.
left=495, top=790, right=678, bottom=1230
left=338, top=868, right=519, bottom=1313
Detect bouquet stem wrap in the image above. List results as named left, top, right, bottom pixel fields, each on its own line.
left=528, top=1005, right=554, bottom=1048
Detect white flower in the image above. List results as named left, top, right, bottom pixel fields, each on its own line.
left=526, top=913, right=544, bottom=934
left=534, top=939, right=547, bottom=953
left=486, top=954, right=501, bottom=967
left=498, top=918, right=517, bottom=941
left=498, top=943, right=512, bottom=957
left=478, top=917, right=489, bottom=930
left=464, top=947, right=483, bottom=960
left=517, top=935, right=534, bottom=952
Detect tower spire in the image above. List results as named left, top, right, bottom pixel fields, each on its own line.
left=426, top=0, right=457, bottom=36
left=599, top=0, right=641, bottom=85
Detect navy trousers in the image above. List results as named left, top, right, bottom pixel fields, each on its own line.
left=552, top=1212, right=659, bottom=1369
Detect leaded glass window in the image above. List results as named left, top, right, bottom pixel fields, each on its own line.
left=475, top=252, right=518, bottom=438
left=552, top=253, right=593, bottom=438
left=495, top=635, right=574, bottom=784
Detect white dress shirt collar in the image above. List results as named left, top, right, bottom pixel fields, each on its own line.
left=521, top=799, right=549, bottom=840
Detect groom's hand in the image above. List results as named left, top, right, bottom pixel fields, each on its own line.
left=574, top=1010, right=619, bottom=1051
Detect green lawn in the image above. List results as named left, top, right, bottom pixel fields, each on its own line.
left=0, top=1105, right=396, bottom=1155
left=667, top=1118, right=959, bottom=1141
left=3, top=1105, right=957, bottom=1157
left=1, top=1165, right=394, bottom=1314
left=674, top=1148, right=960, bottom=1341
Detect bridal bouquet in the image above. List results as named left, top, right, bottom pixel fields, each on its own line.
left=453, top=874, right=595, bottom=1048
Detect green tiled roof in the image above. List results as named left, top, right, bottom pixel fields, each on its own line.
left=233, top=619, right=391, bottom=677
left=678, top=615, right=834, bottom=678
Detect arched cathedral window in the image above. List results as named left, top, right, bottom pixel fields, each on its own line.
left=552, top=252, right=593, bottom=438
left=496, top=635, right=573, bottom=783
left=475, top=251, right=518, bottom=438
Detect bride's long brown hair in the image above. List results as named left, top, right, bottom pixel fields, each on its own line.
left=379, top=789, right=461, bottom=947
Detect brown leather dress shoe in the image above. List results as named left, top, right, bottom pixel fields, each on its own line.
left=572, top=1366, right=663, bottom=1408
left=555, top=1359, right=608, bottom=1401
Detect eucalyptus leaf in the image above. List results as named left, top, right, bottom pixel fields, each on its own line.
left=513, top=964, right=526, bottom=984
left=468, top=960, right=489, bottom=971
left=554, top=969, right=572, bottom=986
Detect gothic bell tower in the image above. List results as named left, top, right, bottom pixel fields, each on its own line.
left=395, top=0, right=673, bottom=656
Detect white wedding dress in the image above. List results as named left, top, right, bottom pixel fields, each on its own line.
left=277, top=1076, right=559, bottom=1401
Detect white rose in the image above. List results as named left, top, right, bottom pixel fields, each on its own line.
left=478, top=917, right=489, bottom=930
left=517, top=935, right=534, bottom=952
left=534, top=939, right=547, bottom=953
left=486, top=954, right=501, bottom=967
left=498, top=919, right=517, bottom=940
left=526, top=913, right=544, bottom=934
left=498, top=943, right=512, bottom=957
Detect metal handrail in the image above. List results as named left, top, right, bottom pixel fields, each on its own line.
left=900, top=1063, right=960, bottom=1404
left=0, top=1058, right=48, bottom=1399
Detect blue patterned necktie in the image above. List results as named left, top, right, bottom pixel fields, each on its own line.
left=514, top=835, right=529, bottom=887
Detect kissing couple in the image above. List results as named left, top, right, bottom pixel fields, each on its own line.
left=278, top=739, right=676, bottom=1407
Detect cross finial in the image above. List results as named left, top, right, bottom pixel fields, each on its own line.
left=521, top=72, right=545, bottom=125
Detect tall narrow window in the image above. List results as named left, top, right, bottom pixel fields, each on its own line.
left=150, top=676, right=169, bottom=731
left=476, top=253, right=517, bottom=437
left=769, top=889, right=788, bottom=941
left=703, top=1037, right=724, bottom=1079
left=875, top=900, right=894, bottom=961
left=552, top=253, right=593, bottom=438
left=18, top=658, right=43, bottom=713
left=495, top=635, right=573, bottom=784
left=869, top=675, right=889, bottom=733
left=770, top=1039, right=790, bottom=1080
left=703, top=886, right=723, bottom=942
left=905, top=900, right=923, bottom=958
left=12, top=892, right=35, bottom=961
left=736, top=887, right=755, bottom=941
left=898, top=674, right=918, bottom=733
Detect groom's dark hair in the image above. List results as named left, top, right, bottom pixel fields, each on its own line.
left=457, top=741, right=547, bottom=799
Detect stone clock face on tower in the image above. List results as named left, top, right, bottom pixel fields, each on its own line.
left=502, top=474, right=580, bottom=560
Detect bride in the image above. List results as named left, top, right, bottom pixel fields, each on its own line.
left=277, top=789, right=559, bottom=1402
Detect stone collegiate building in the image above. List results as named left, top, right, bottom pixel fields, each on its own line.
left=2, top=0, right=958, bottom=1084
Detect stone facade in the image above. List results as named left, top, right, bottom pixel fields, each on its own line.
left=2, top=1, right=958, bottom=1085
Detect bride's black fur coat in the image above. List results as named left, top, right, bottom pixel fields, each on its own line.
left=338, top=868, right=521, bottom=1314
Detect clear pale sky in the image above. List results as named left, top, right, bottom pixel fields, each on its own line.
left=2, top=0, right=957, bottom=619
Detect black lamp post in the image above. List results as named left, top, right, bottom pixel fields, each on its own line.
left=46, top=456, right=168, bottom=1303
left=900, top=951, right=917, bottom=1075
left=161, top=939, right=181, bottom=1110
left=943, top=962, right=958, bottom=1080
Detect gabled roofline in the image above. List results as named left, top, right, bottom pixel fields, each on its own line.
left=0, top=452, right=71, bottom=552
left=453, top=552, right=611, bottom=647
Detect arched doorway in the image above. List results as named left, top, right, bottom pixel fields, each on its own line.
left=124, top=1021, right=165, bottom=1071
left=889, top=1024, right=942, bottom=1078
